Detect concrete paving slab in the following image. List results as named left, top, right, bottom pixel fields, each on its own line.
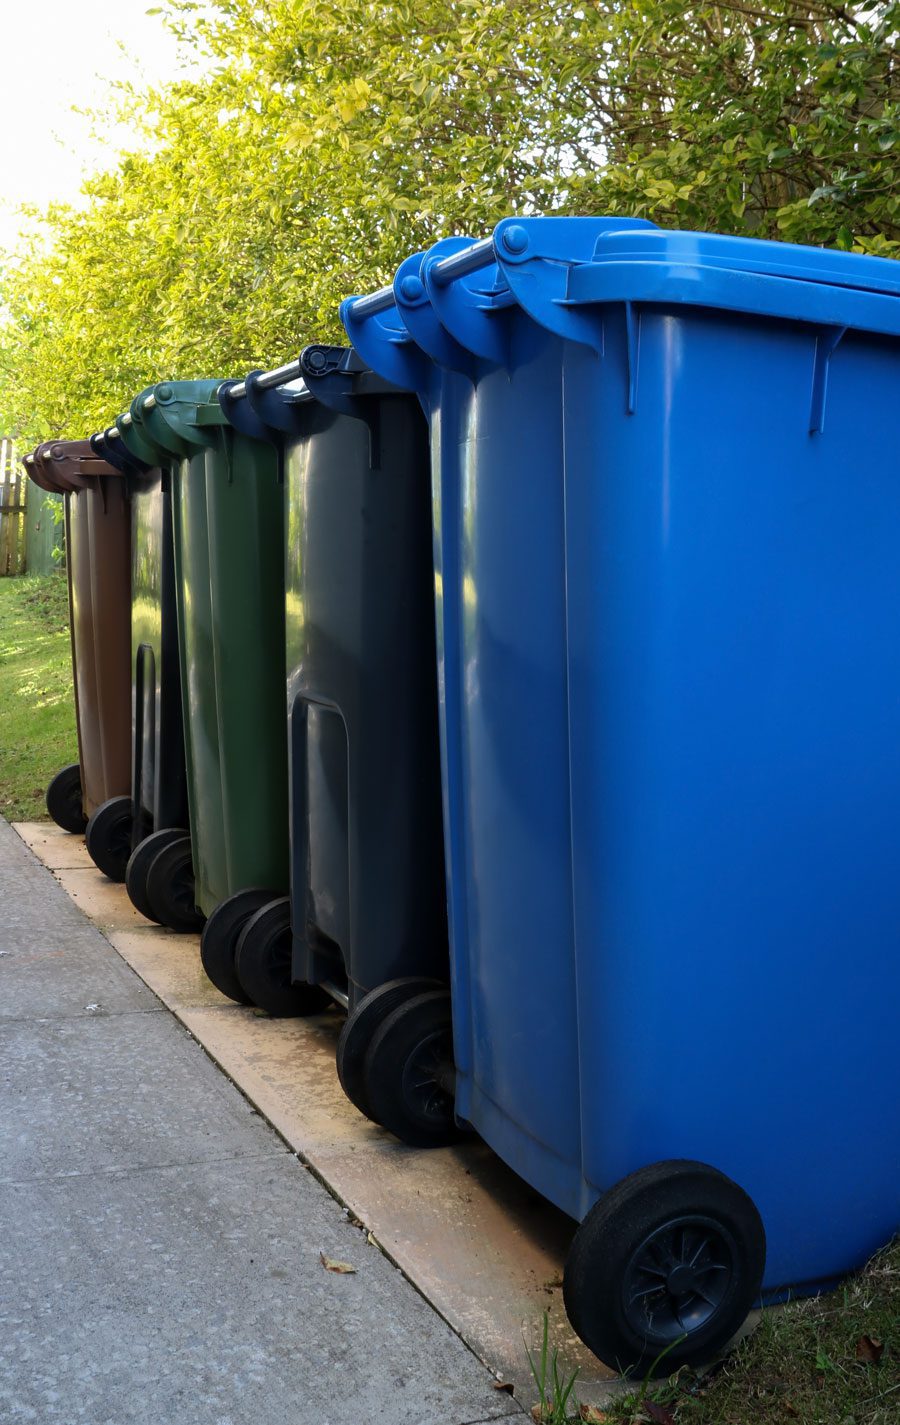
left=12, top=822, right=615, bottom=1402
left=0, top=821, right=160, bottom=1021
left=0, top=1011, right=283, bottom=1184
left=0, top=1155, right=519, bottom=1425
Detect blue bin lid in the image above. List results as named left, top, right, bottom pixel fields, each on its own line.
left=552, top=226, right=900, bottom=338
left=343, top=219, right=900, bottom=383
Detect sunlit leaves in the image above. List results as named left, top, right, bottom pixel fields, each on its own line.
left=0, top=0, right=897, bottom=444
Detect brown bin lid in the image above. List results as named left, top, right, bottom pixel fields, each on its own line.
left=25, top=439, right=126, bottom=495
left=21, top=450, right=57, bottom=493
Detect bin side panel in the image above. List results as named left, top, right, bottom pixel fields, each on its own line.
left=172, top=454, right=225, bottom=912
left=285, top=397, right=446, bottom=1005
left=62, top=494, right=86, bottom=801
left=87, top=477, right=132, bottom=811
left=563, top=307, right=900, bottom=1288
left=206, top=433, right=289, bottom=903
left=435, top=314, right=582, bottom=1184
left=131, top=469, right=188, bottom=840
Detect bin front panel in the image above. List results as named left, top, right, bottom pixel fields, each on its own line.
left=169, top=429, right=288, bottom=916
left=283, top=388, right=445, bottom=1005
left=67, top=479, right=132, bottom=816
left=561, top=305, right=900, bottom=1291
left=64, top=491, right=97, bottom=808
left=130, top=466, right=187, bottom=841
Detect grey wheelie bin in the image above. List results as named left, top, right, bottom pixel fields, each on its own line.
left=204, top=347, right=449, bottom=1137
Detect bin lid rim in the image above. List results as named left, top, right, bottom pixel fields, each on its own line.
left=572, top=228, right=900, bottom=301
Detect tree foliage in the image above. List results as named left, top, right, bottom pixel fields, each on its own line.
left=1, top=0, right=897, bottom=443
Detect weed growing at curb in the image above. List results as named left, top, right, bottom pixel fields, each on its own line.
left=525, top=1240, right=900, bottom=1425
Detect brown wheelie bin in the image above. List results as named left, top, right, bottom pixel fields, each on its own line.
left=23, top=441, right=132, bottom=834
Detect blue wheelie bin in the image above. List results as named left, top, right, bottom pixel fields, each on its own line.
left=84, top=423, right=191, bottom=909
left=209, top=349, right=451, bottom=1141
left=344, top=219, right=900, bottom=1376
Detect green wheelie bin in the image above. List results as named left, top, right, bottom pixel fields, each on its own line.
left=118, top=381, right=290, bottom=933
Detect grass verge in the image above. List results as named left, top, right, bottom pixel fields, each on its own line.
left=0, top=574, right=77, bottom=821
left=531, top=1241, right=899, bottom=1425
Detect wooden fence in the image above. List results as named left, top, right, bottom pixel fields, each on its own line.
left=0, top=437, right=26, bottom=576
left=0, top=438, right=63, bottom=576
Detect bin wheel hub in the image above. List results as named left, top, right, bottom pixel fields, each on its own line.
left=399, top=1030, right=453, bottom=1127
left=623, top=1215, right=734, bottom=1342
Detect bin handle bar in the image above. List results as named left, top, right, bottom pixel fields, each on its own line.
left=121, top=413, right=133, bottom=427
left=348, top=236, right=495, bottom=320
left=350, top=283, right=399, bottom=320
left=430, top=236, right=495, bottom=288
left=106, top=427, right=121, bottom=440
left=227, top=358, right=311, bottom=402
left=143, top=393, right=157, bottom=411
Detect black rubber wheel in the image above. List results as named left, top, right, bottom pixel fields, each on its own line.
left=144, top=834, right=204, bottom=933
left=563, top=1160, right=766, bottom=1379
left=84, top=796, right=134, bottom=882
left=362, top=989, right=459, bottom=1147
left=234, top=897, right=330, bottom=1017
left=200, top=888, right=277, bottom=1004
left=45, top=763, right=87, bottom=834
left=125, top=828, right=191, bottom=923
left=337, top=977, right=445, bottom=1122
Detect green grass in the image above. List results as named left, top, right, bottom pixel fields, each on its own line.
left=531, top=1240, right=900, bottom=1425
left=0, top=574, right=77, bottom=821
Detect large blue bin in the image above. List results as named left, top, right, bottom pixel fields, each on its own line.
left=344, top=219, right=900, bottom=1375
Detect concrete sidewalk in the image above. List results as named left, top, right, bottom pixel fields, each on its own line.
left=0, top=819, right=522, bottom=1425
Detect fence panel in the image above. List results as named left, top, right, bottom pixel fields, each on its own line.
left=0, top=438, right=27, bottom=576
left=25, top=481, right=63, bottom=576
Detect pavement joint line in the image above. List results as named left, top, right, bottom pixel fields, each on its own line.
left=0, top=1006, right=167, bottom=1024
left=457, top=1413, right=528, bottom=1423
left=0, top=1146, right=294, bottom=1191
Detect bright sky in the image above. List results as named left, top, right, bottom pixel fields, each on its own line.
left=0, top=1, right=193, bottom=251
